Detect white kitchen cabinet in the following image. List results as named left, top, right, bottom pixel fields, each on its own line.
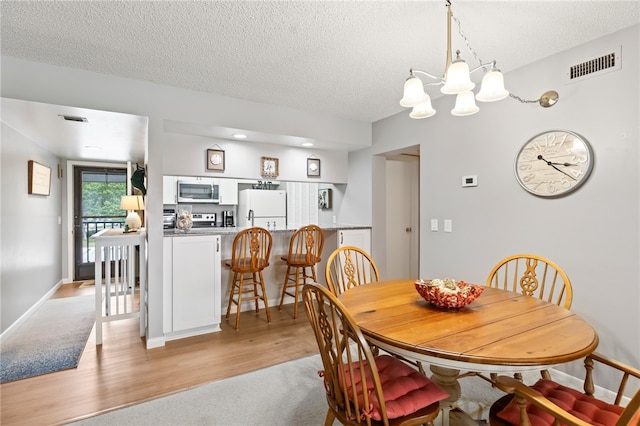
left=218, top=178, right=238, bottom=205
left=337, top=229, right=371, bottom=254
left=163, top=235, right=221, bottom=340
left=163, top=175, right=178, bottom=204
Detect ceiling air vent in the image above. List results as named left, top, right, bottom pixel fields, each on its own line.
left=566, top=46, right=621, bottom=83
left=58, top=114, right=88, bottom=123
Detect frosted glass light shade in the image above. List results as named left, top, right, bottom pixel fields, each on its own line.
left=400, top=76, right=429, bottom=107
left=476, top=69, right=509, bottom=102
left=441, top=60, right=475, bottom=95
left=409, top=97, right=436, bottom=119
left=451, top=91, right=479, bottom=116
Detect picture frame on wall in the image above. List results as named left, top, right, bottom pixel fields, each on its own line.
left=206, top=148, right=225, bottom=171
left=307, top=158, right=321, bottom=177
left=318, top=188, right=332, bottom=209
left=261, top=156, right=279, bottom=178
left=28, top=160, right=52, bottom=196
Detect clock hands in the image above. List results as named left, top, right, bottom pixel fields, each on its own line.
left=537, top=155, right=576, bottom=180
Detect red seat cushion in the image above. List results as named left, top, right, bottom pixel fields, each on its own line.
left=497, top=379, right=624, bottom=426
left=341, top=354, right=449, bottom=421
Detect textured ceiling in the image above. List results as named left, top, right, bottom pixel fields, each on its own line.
left=3, top=1, right=639, bottom=124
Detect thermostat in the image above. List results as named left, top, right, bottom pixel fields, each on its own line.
left=461, top=175, right=478, bottom=187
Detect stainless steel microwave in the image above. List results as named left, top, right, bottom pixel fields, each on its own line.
left=177, top=179, right=219, bottom=203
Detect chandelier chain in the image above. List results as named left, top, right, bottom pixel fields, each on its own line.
left=451, top=13, right=484, bottom=69
left=509, top=94, right=540, bottom=104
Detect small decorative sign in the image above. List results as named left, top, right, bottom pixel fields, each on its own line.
left=319, top=188, right=332, bottom=209
left=28, top=160, right=52, bottom=196
left=207, top=148, right=225, bottom=171
left=307, top=158, right=321, bottom=177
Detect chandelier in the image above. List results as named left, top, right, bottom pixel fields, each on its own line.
left=400, top=1, right=558, bottom=118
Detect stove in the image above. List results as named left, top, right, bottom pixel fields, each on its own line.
left=191, top=212, right=218, bottom=228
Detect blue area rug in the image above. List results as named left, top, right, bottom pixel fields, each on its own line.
left=0, top=295, right=95, bottom=383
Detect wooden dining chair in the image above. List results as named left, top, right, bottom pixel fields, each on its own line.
left=489, top=352, right=640, bottom=426
left=302, top=283, right=449, bottom=426
left=477, top=254, right=574, bottom=384
left=278, top=224, right=325, bottom=319
left=486, top=253, right=573, bottom=310
left=325, top=245, right=380, bottom=297
left=224, top=227, right=272, bottom=330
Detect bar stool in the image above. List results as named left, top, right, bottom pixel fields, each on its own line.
left=278, top=224, right=324, bottom=319
left=224, top=227, right=272, bottom=330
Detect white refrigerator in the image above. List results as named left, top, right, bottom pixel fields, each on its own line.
left=237, top=189, right=287, bottom=229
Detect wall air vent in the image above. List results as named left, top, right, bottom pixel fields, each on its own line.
left=58, top=114, right=88, bottom=123
left=565, top=46, right=621, bottom=84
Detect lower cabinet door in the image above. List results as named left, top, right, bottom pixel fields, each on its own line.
left=171, top=236, right=221, bottom=331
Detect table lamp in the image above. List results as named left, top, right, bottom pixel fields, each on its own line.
left=120, top=195, right=144, bottom=230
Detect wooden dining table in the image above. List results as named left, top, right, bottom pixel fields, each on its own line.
left=338, top=280, right=599, bottom=426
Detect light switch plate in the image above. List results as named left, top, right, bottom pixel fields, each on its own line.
left=430, top=219, right=438, bottom=231
left=444, top=219, right=452, bottom=233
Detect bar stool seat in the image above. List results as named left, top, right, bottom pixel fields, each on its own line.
left=278, top=224, right=324, bottom=319
left=224, top=227, right=272, bottom=330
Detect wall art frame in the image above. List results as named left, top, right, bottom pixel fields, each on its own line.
left=318, top=188, right=332, bottom=209
left=28, top=160, right=52, bottom=196
left=261, top=156, right=279, bottom=178
left=206, top=148, right=225, bottom=171
left=307, top=158, right=321, bottom=177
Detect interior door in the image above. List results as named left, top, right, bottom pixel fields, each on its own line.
left=385, top=157, right=419, bottom=280
left=73, top=166, right=127, bottom=280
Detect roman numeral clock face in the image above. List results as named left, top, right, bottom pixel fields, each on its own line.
left=515, top=130, right=594, bottom=197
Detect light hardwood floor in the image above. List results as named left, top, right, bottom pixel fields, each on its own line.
left=0, top=282, right=318, bottom=426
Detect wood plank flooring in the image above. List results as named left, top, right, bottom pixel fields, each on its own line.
left=1, top=283, right=318, bottom=425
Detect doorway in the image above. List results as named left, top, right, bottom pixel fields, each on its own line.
left=385, top=151, right=420, bottom=280
left=73, top=166, right=127, bottom=280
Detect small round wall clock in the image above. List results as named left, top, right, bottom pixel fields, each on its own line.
left=514, top=130, right=594, bottom=197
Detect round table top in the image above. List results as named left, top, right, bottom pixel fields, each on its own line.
left=338, top=280, right=599, bottom=372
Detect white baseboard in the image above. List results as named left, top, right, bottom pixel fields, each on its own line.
left=0, top=279, right=64, bottom=344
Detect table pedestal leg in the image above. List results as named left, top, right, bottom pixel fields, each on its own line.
left=430, top=365, right=478, bottom=426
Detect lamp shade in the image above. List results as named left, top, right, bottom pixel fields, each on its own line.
left=400, top=76, right=429, bottom=107
left=409, top=97, right=436, bottom=119
left=121, top=195, right=144, bottom=211
left=451, top=91, right=479, bottom=116
left=476, top=69, right=509, bottom=102
left=441, top=60, right=475, bottom=95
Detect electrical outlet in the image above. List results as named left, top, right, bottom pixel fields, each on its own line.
left=444, top=219, right=452, bottom=233
left=430, top=219, right=438, bottom=231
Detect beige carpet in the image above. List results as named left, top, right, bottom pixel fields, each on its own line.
left=68, top=353, right=593, bottom=426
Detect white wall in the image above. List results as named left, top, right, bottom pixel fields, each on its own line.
left=1, top=123, right=63, bottom=332
left=371, top=25, right=640, bottom=383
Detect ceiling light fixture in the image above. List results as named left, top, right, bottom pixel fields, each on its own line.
left=301, top=142, right=314, bottom=147
left=232, top=133, right=247, bottom=139
left=400, top=1, right=559, bottom=119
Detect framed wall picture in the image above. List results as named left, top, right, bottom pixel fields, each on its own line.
left=206, top=148, right=225, bottom=171
left=318, top=188, right=332, bottom=209
left=28, top=160, right=52, bottom=196
left=261, top=156, right=279, bottom=178
left=307, top=158, right=321, bottom=177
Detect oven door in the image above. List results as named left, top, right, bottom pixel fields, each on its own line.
left=177, top=181, right=219, bottom=203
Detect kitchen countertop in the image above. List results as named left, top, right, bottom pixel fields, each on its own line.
left=163, top=224, right=371, bottom=237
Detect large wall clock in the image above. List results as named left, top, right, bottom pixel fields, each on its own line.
left=515, top=130, right=594, bottom=197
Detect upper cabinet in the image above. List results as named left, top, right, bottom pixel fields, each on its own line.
left=163, top=175, right=178, bottom=204
left=217, top=178, right=238, bottom=205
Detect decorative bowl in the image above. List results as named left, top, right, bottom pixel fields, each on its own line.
left=414, top=278, right=484, bottom=309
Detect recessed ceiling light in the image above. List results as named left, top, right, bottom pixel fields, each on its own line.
left=232, top=133, right=247, bottom=139
left=301, top=142, right=314, bottom=147
left=84, top=145, right=102, bottom=150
